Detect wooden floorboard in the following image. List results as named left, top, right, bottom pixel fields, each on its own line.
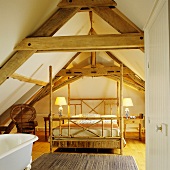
left=32, top=131, right=145, bottom=170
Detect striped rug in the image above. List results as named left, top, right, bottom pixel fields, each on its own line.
left=31, top=153, right=138, bottom=170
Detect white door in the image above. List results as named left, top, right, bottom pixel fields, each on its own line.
left=145, top=0, right=170, bottom=170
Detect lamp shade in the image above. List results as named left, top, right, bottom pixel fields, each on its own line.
left=55, top=97, right=67, bottom=106
left=123, top=98, right=133, bottom=107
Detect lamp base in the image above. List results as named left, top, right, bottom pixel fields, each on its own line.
left=125, top=108, right=129, bottom=119
left=58, top=106, right=63, bottom=117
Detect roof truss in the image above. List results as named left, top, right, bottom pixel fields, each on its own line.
left=1, top=1, right=145, bottom=104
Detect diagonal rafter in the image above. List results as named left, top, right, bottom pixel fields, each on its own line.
left=30, top=76, right=82, bottom=104
left=29, top=52, right=82, bottom=105
left=0, top=7, right=80, bottom=85
left=105, top=75, right=145, bottom=92
left=92, top=7, right=143, bottom=33
left=32, top=8, right=80, bottom=37
left=106, top=51, right=145, bottom=88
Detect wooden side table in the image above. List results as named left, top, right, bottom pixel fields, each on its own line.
left=124, top=118, right=144, bottom=140
left=43, top=116, right=64, bottom=140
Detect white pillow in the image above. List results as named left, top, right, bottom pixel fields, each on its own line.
left=82, top=113, right=100, bottom=117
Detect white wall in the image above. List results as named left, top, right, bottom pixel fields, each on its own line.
left=145, top=0, right=170, bottom=169
left=34, top=76, right=145, bottom=130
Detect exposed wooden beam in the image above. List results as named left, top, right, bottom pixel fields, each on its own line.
left=106, top=75, right=144, bottom=92
left=57, top=66, right=122, bottom=76
left=140, top=47, right=145, bottom=53
left=113, top=8, right=143, bottom=33
left=91, top=52, right=96, bottom=68
left=0, top=50, right=36, bottom=85
left=32, top=8, right=80, bottom=37
left=105, top=51, right=145, bottom=87
left=15, top=33, right=144, bottom=51
left=10, top=73, right=48, bottom=86
left=92, top=7, right=143, bottom=33
left=0, top=8, right=79, bottom=85
left=127, top=72, right=145, bottom=88
left=36, top=76, right=82, bottom=102
left=106, top=51, right=121, bottom=65
left=70, top=97, right=117, bottom=100
left=29, top=52, right=81, bottom=105
left=62, top=52, right=81, bottom=69
left=123, top=76, right=145, bottom=91
left=58, top=0, right=117, bottom=8
left=53, top=76, right=82, bottom=92
left=57, top=66, right=140, bottom=76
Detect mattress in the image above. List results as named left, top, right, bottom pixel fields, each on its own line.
left=52, top=119, right=120, bottom=138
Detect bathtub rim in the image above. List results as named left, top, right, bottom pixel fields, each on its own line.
left=0, top=133, right=38, bottom=159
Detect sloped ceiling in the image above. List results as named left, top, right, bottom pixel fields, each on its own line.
left=0, top=0, right=155, bottom=119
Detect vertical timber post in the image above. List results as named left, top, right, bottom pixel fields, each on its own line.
left=120, top=63, right=124, bottom=155
left=68, top=80, right=70, bottom=117
left=49, top=66, right=53, bottom=153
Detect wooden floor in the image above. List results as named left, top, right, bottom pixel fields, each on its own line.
left=32, top=131, right=145, bottom=170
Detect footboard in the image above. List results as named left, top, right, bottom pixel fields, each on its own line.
left=51, top=116, right=125, bottom=151
left=53, top=138, right=121, bottom=149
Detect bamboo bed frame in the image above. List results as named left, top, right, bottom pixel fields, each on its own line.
left=49, top=65, right=124, bottom=154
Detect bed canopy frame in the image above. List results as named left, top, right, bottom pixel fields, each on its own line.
left=49, top=64, right=124, bottom=154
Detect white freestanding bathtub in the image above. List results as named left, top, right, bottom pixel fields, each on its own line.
left=0, top=134, right=38, bottom=170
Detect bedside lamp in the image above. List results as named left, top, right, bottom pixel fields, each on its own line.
left=123, top=98, right=133, bottom=119
left=55, top=97, right=67, bottom=116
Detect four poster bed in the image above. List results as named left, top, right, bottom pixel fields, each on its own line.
left=49, top=65, right=125, bottom=154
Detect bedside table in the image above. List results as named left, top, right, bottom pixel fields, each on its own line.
left=124, top=118, right=144, bottom=140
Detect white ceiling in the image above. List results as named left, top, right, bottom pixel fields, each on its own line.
left=0, top=0, right=156, bottom=115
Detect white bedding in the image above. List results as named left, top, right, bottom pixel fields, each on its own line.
left=52, top=114, right=120, bottom=138
left=53, top=126, right=120, bottom=137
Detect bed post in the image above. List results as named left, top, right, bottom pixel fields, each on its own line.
left=49, top=66, right=53, bottom=153
left=120, top=63, right=124, bottom=155
left=68, top=80, right=70, bottom=117
left=116, top=81, right=119, bottom=117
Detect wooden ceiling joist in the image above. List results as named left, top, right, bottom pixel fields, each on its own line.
left=58, top=0, right=117, bottom=8
left=15, top=33, right=144, bottom=51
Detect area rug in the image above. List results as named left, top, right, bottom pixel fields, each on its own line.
left=31, top=153, right=138, bottom=170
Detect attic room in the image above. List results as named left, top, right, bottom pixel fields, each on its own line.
left=0, top=0, right=170, bottom=170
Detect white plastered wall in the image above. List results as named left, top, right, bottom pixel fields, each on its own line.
left=34, top=77, right=145, bottom=131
